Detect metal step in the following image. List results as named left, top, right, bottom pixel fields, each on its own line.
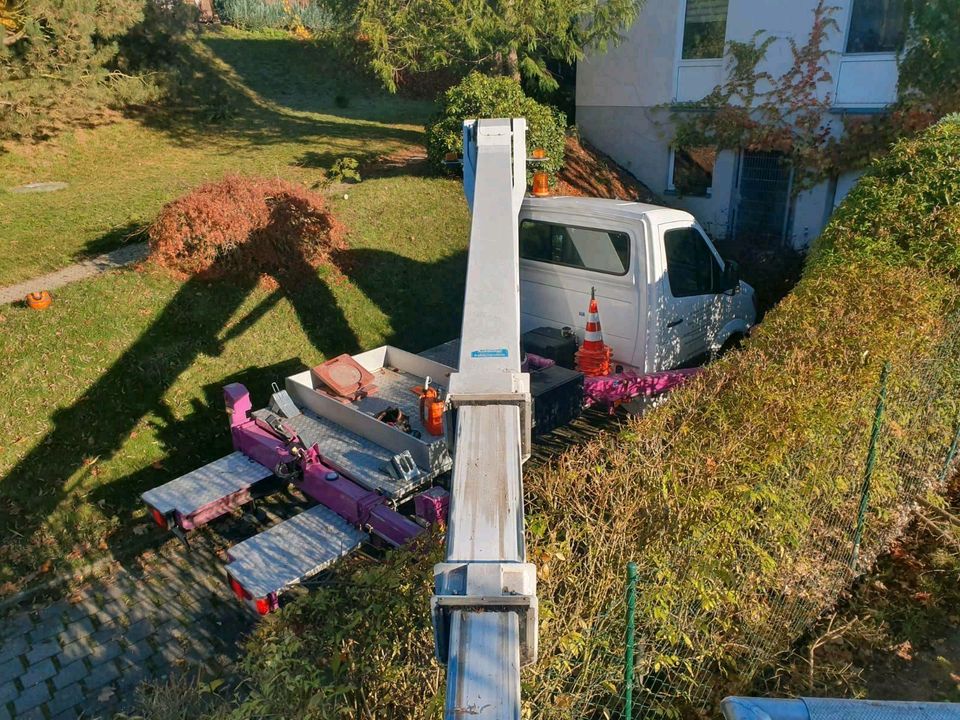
left=284, top=411, right=435, bottom=500
left=225, top=504, right=367, bottom=600
left=141, top=452, right=273, bottom=530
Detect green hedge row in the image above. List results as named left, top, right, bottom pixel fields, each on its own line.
left=197, top=118, right=960, bottom=720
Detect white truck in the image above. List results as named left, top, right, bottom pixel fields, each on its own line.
left=519, top=196, right=756, bottom=372
left=141, top=120, right=757, bottom=720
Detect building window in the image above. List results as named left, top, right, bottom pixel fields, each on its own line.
left=845, top=0, right=908, bottom=54
left=519, top=220, right=631, bottom=276
left=681, top=0, right=729, bottom=60
left=668, top=147, right=716, bottom=197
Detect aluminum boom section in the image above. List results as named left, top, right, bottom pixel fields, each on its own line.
left=432, top=118, right=538, bottom=720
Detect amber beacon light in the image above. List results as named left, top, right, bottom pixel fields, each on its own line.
left=530, top=148, right=549, bottom=197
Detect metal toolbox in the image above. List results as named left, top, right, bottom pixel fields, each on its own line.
left=286, top=345, right=456, bottom=476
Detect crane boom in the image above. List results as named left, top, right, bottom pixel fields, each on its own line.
left=431, top=118, right=538, bottom=720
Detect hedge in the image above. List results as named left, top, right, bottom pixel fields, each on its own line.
left=195, top=117, right=960, bottom=720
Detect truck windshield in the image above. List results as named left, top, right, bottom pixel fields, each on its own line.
left=519, top=219, right=630, bottom=276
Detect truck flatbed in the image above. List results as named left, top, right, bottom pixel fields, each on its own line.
left=226, top=504, right=368, bottom=605
left=141, top=452, right=273, bottom=531
left=418, top=339, right=460, bottom=369
left=353, top=364, right=440, bottom=437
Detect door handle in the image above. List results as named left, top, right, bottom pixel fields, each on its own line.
left=667, top=319, right=684, bottom=328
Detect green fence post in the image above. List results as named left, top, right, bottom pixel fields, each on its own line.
left=624, top=561, right=638, bottom=720
left=851, top=362, right=890, bottom=570
left=938, top=414, right=960, bottom=485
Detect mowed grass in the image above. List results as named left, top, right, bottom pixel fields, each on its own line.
left=0, top=29, right=469, bottom=591
left=0, top=27, right=437, bottom=286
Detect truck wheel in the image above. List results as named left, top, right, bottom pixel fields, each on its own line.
left=712, top=333, right=744, bottom=362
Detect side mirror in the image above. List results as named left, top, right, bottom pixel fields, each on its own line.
left=719, top=260, right=740, bottom=294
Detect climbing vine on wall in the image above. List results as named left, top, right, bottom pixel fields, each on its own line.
left=830, top=0, right=960, bottom=172
left=670, top=0, right=960, bottom=192
left=671, top=0, right=838, bottom=193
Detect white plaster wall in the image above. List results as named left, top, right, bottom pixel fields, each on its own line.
left=577, top=107, right=738, bottom=238
left=578, top=0, right=866, bottom=109
left=576, top=0, right=896, bottom=245
left=577, top=0, right=681, bottom=108
left=834, top=169, right=865, bottom=209
left=790, top=182, right=833, bottom=249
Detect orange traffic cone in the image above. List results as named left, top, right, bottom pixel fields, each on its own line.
left=575, top=287, right=613, bottom=376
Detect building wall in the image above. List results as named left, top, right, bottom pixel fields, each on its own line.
left=576, top=0, right=899, bottom=249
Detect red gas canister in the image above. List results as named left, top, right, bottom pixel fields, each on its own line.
left=418, top=378, right=445, bottom=437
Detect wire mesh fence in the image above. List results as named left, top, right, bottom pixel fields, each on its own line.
left=558, top=318, right=960, bottom=720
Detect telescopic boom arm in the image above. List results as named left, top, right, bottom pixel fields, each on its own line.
left=431, top=118, right=538, bottom=720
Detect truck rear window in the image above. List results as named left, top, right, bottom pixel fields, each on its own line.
left=519, top=220, right=630, bottom=276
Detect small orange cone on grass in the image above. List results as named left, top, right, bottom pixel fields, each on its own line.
left=26, top=291, right=52, bottom=310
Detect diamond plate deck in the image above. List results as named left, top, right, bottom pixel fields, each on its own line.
left=226, top=504, right=367, bottom=599
left=353, top=365, right=444, bottom=438
left=419, top=340, right=461, bottom=370
left=284, top=411, right=436, bottom=500
left=141, top=452, right=272, bottom=516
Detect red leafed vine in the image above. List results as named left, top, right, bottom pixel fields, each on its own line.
left=670, top=0, right=960, bottom=194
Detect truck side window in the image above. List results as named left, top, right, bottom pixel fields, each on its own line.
left=664, top=227, right=721, bottom=297
left=519, top=220, right=630, bottom=276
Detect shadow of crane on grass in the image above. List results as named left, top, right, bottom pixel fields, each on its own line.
left=0, top=227, right=360, bottom=585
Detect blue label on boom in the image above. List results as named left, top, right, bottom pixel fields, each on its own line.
left=470, top=348, right=509, bottom=359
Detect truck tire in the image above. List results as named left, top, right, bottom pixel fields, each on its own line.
left=712, top=333, right=745, bottom=362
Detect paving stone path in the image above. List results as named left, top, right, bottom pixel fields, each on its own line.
left=0, top=244, right=148, bottom=305
left=0, top=540, right=253, bottom=719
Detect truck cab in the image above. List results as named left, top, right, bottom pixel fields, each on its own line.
left=519, top=196, right=756, bottom=373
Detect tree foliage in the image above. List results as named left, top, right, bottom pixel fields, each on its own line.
left=425, top=71, right=566, bottom=174
left=0, top=0, right=197, bottom=143
left=328, top=0, right=643, bottom=92
left=898, top=0, right=960, bottom=110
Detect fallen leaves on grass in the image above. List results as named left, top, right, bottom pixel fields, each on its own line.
left=894, top=640, right=914, bottom=661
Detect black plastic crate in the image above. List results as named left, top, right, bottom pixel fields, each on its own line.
left=522, top=326, right=578, bottom=370
left=530, top=365, right=584, bottom=436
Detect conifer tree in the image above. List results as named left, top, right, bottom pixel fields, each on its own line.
left=332, top=0, right=643, bottom=92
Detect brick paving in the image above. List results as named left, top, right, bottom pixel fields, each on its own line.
left=0, top=541, right=253, bottom=718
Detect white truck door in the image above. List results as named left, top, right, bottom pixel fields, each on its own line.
left=656, top=221, right=727, bottom=369
left=518, top=217, right=641, bottom=366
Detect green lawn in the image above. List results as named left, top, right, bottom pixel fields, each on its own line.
left=0, top=28, right=469, bottom=591
left=0, top=27, right=438, bottom=286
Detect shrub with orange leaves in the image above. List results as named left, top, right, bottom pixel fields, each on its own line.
left=148, top=175, right=345, bottom=281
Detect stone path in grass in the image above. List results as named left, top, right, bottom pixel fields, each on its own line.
left=0, top=243, right=148, bottom=305
left=0, top=540, right=253, bottom=720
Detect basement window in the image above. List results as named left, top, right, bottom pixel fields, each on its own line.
left=845, top=0, right=908, bottom=54
left=668, top=147, right=716, bottom=197
left=681, top=0, right=729, bottom=60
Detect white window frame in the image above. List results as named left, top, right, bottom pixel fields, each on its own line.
left=673, top=0, right=729, bottom=102
left=666, top=147, right=714, bottom=198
